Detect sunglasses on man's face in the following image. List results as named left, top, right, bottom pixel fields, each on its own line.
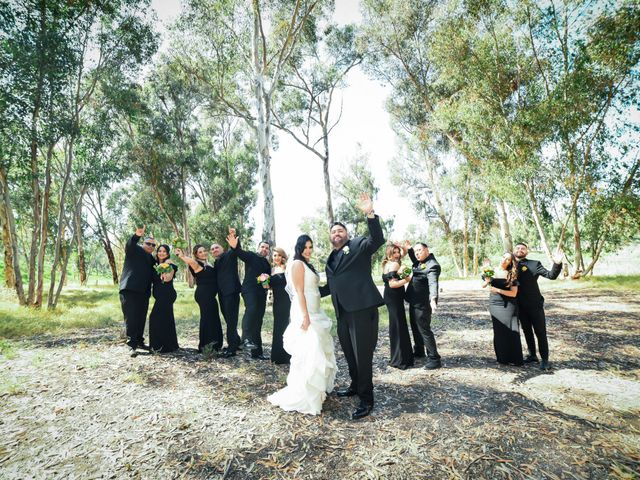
left=144, top=242, right=156, bottom=247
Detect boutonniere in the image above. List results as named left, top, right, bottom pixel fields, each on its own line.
left=521, top=266, right=528, bottom=272
left=343, top=246, right=350, bottom=255
left=419, top=263, right=427, bottom=270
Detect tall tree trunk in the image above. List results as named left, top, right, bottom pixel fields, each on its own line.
left=472, top=223, right=481, bottom=276
left=523, top=181, right=553, bottom=261
left=0, top=167, right=25, bottom=301
left=322, top=154, right=334, bottom=226
left=27, top=0, right=48, bottom=305
left=423, top=149, right=462, bottom=276
left=47, top=139, right=75, bottom=309
left=103, top=239, right=119, bottom=285
left=35, top=144, right=54, bottom=307
left=76, top=205, right=87, bottom=285
left=462, top=212, right=469, bottom=278
left=252, top=8, right=275, bottom=246
left=495, top=198, right=513, bottom=253
left=322, top=136, right=334, bottom=225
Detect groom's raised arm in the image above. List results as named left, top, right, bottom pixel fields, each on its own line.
left=362, top=215, right=385, bottom=256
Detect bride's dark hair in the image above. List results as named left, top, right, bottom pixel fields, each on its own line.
left=294, top=234, right=317, bottom=274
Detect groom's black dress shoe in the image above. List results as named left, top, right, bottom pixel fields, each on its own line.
left=137, top=343, right=150, bottom=351
left=540, top=359, right=551, bottom=370
left=251, top=353, right=269, bottom=360
left=336, top=388, right=357, bottom=397
left=524, top=354, right=539, bottom=363
left=352, top=404, right=373, bottom=420
left=128, top=346, right=138, bottom=358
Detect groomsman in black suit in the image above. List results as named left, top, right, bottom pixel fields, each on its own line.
left=514, top=242, right=563, bottom=370
left=320, top=193, right=385, bottom=420
left=210, top=228, right=243, bottom=358
left=119, top=225, right=155, bottom=356
left=405, top=242, right=442, bottom=369
left=227, top=232, right=271, bottom=360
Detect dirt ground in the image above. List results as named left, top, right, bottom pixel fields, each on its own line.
left=1, top=283, right=639, bottom=479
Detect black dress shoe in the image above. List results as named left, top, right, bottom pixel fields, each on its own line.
left=250, top=353, right=269, bottom=360
left=540, top=359, right=551, bottom=370
left=336, top=388, right=357, bottom=397
left=137, top=344, right=150, bottom=351
left=425, top=360, right=442, bottom=370
left=128, top=346, right=138, bottom=358
left=352, top=404, right=373, bottom=420
left=524, top=354, right=539, bottom=363
left=243, top=340, right=258, bottom=351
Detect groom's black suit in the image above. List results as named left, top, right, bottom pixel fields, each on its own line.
left=516, top=258, right=562, bottom=361
left=320, top=215, right=385, bottom=406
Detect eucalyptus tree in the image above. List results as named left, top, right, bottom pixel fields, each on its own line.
left=173, top=0, right=331, bottom=245
left=272, top=24, right=362, bottom=225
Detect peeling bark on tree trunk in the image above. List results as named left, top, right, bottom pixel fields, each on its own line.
left=35, top=144, right=54, bottom=308
left=76, top=206, right=87, bottom=285
left=0, top=168, right=24, bottom=301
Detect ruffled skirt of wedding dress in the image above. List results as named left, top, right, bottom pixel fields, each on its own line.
left=267, top=310, right=336, bottom=415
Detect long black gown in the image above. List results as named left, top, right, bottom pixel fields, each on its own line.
left=489, top=278, right=523, bottom=365
left=189, top=261, right=223, bottom=352
left=149, top=262, right=179, bottom=353
left=382, top=271, right=414, bottom=369
left=270, top=272, right=291, bottom=364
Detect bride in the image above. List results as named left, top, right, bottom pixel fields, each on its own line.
left=267, top=235, right=337, bottom=415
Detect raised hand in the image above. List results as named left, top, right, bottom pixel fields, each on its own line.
left=135, top=224, right=146, bottom=237
left=552, top=248, right=564, bottom=264
left=356, top=192, right=374, bottom=215
left=226, top=227, right=239, bottom=249
left=403, top=239, right=412, bottom=251
left=175, top=247, right=184, bottom=258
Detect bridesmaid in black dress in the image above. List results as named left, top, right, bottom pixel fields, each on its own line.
left=176, top=244, right=223, bottom=353
left=149, top=244, right=179, bottom=353
left=482, top=252, right=523, bottom=366
left=270, top=247, right=291, bottom=364
left=381, top=243, right=414, bottom=369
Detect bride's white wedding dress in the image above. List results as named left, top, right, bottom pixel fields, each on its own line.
left=267, top=261, right=336, bottom=415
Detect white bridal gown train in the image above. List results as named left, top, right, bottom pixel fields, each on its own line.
left=267, top=262, right=336, bottom=415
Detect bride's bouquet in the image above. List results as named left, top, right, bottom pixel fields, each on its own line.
left=257, top=273, right=271, bottom=288
left=398, top=266, right=413, bottom=279
left=481, top=266, right=495, bottom=279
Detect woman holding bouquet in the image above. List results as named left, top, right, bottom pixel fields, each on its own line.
left=482, top=253, right=523, bottom=366
left=149, top=245, right=180, bottom=353
left=381, top=243, right=414, bottom=369
left=176, top=244, right=223, bottom=353
left=270, top=247, right=291, bottom=364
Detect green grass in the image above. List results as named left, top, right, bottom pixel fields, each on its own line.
left=0, top=281, right=392, bottom=340
left=543, top=274, right=640, bottom=292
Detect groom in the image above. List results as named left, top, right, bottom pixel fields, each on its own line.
left=320, top=193, right=385, bottom=420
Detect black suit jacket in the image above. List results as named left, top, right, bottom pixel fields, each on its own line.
left=405, top=250, right=441, bottom=305
left=119, top=234, right=154, bottom=295
left=232, top=240, right=271, bottom=295
left=320, top=215, right=385, bottom=314
left=516, top=258, right=562, bottom=307
left=214, top=249, right=241, bottom=296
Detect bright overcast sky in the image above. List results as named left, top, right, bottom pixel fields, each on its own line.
left=150, top=0, right=415, bottom=253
